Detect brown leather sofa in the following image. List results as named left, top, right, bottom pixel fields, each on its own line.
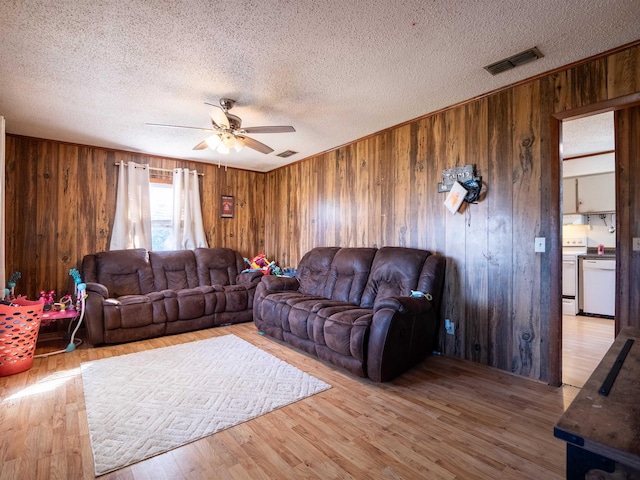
left=81, top=248, right=262, bottom=345
left=253, top=246, right=446, bottom=382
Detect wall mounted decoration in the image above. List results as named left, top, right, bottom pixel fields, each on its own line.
left=221, top=195, right=234, bottom=218
left=443, top=181, right=467, bottom=214
left=438, top=164, right=481, bottom=193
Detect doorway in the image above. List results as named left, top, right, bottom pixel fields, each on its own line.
left=550, top=93, right=640, bottom=387
left=560, top=113, right=616, bottom=387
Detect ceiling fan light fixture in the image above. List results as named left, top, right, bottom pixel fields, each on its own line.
left=221, top=132, right=236, bottom=148
left=205, top=134, right=222, bottom=149
left=234, top=136, right=246, bottom=152
left=216, top=144, right=230, bottom=154
left=151, top=98, right=295, bottom=156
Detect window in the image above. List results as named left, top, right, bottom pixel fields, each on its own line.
left=149, top=181, right=173, bottom=251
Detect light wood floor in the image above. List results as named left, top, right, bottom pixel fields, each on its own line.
left=562, top=314, right=615, bottom=388
left=1, top=323, right=580, bottom=480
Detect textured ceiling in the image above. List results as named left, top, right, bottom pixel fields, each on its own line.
left=563, top=112, right=614, bottom=159
left=0, top=1, right=638, bottom=172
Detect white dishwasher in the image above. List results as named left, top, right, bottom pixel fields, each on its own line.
left=582, top=258, right=616, bottom=317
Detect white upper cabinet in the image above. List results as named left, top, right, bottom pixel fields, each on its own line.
left=576, top=172, right=616, bottom=213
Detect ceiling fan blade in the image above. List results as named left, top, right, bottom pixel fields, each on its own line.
left=242, top=125, right=296, bottom=134
left=237, top=135, right=274, bottom=154
left=204, top=102, right=230, bottom=129
left=147, top=123, right=215, bottom=133
left=193, top=140, right=209, bottom=150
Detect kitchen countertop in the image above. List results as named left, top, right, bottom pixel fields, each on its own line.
left=579, top=254, right=616, bottom=260
left=583, top=246, right=616, bottom=257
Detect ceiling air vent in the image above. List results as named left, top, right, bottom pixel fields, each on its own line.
left=276, top=150, right=298, bottom=158
left=484, top=47, right=543, bottom=75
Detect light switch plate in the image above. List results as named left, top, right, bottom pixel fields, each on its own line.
left=535, top=237, right=546, bottom=253
left=633, top=238, right=640, bottom=251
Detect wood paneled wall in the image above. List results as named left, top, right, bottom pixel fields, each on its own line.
left=5, top=137, right=265, bottom=300
left=265, top=43, right=640, bottom=383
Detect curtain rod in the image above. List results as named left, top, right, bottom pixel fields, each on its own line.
left=115, top=162, right=204, bottom=177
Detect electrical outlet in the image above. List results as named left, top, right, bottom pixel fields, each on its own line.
left=634, top=238, right=640, bottom=251
left=445, top=319, right=455, bottom=335
left=534, top=237, right=546, bottom=253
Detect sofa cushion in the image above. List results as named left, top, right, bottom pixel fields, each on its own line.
left=92, top=248, right=155, bottom=297
left=259, top=292, right=324, bottom=330
left=313, top=305, right=374, bottom=378
left=150, top=250, right=199, bottom=290
left=296, top=247, right=340, bottom=296
left=312, top=305, right=370, bottom=354
left=194, top=248, right=243, bottom=286
left=287, top=306, right=315, bottom=340
left=104, top=294, right=158, bottom=330
left=195, top=286, right=217, bottom=315
left=325, top=248, right=376, bottom=304
left=288, top=299, right=359, bottom=341
left=360, top=247, right=430, bottom=309
left=321, top=308, right=373, bottom=361
left=213, top=285, right=249, bottom=313
left=175, top=289, right=205, bottom=320
left=158, top=288, right=206, bottom=321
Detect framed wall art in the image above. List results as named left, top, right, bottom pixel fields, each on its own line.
left=220, top=195, right=234, bottom=218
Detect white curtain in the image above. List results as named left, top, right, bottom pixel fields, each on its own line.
left=110, top=161, right=152, bottom=250
left=0, top=116, right=5, bottom=298
left=171, top=168, right=208, bottom=249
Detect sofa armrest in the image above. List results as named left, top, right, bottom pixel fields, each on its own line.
left=84, top=288, right=108, bottom=345
left=373, top=296, right=431, bottom=315
left=236, top=270, right=264, bottom=285
left=367, top=301, right=437, bottom=382
left=253, top=276, right=301, bottom=324
left=260, top=275, right=300, bottom=292
left=86, top=281, right=109, bottom=298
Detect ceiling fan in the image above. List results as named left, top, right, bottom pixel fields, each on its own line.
left=147, top=98, right=295, bottom=154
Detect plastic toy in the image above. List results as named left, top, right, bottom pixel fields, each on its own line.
left=34, top=269, right=88, bottom=357
left=244, top=254, right=272, bottom=275
left=243, top=254, right=283, bottom=275
left=39, top=290, right=56, bottom=310
left=7, top=271, right=21, bottom=299
left=410, top=290, right=433, bottom=301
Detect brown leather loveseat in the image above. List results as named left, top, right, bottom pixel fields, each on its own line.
left=253, top=246, right=445, bottom=382
left=81, top=248, right=262, bottom=345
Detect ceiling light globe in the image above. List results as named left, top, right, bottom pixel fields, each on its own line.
left=216, top=144, right=230, bottom=154
left=234, top=137, right=245, bottom=152
left=205, top=134, right=221, bottom=149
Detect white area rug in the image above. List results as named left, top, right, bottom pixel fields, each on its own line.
left=81, top=334, right=331, bottom=476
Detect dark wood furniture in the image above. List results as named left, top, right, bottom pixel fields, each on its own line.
left=554, top=326, right=640, bottom=479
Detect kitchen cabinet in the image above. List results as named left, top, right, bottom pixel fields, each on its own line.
left=563, top=172, right=615, bottom=214
left=577, top=172, right=615, bottom=213
left=563, top=178, right=577, bottom=214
